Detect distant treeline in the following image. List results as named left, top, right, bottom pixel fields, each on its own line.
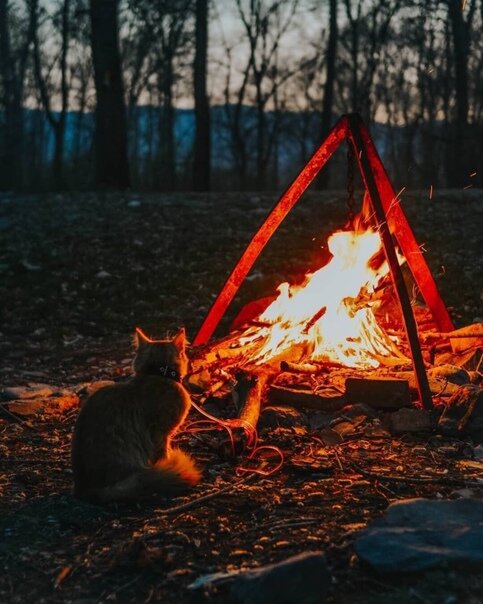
left=2, top=106, right=475, bottom=191
left=0, top=0, right=482, bottom=192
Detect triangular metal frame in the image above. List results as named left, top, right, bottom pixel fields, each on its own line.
left=193, top=114, right=454, bottom=410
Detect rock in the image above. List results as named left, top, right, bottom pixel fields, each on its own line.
left=386, top=408, right=433, bottom=435
left=1, top=384, right=54, bottom=401
left=4, top=399, right=45, bottom=416
left=474, top=445, right=483, bottom=460
left=343, top=403, right=377, bottom=419
left=4, top=391, right=79, bottom=416
left=438, top=384, right=483, bottom=442
left=354, top=498, right=483, bottom=573
left=259, top=406, right=308, bottom=430
left=189, top=551, right=330, bottom=604
left=127, top=199, right=141, bottom=208
left=95, top=270, right=112, bottom=279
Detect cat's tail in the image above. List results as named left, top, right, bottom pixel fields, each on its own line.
left=81, top=449, right=201, bottom=504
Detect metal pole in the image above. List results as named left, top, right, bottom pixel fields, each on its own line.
left=347, top=114, right=433, bottom=410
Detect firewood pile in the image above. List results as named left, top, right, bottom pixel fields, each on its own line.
left=187, top=306, right=483, bottom=447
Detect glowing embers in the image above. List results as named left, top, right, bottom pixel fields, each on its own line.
left=237, top=228, right=407, bottom=368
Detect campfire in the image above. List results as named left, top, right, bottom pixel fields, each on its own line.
left=186, top=115, right=482, bottom=455
left=233, top=227, right=406, bottom=369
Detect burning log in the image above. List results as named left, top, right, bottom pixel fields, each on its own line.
left=280, top=360, right=320, bottom=374
left=234, top=370, right=270, bottom=430
left=268, top=384, right=346, bottom=412
left=218, top=370, right=271, bottom=457
left=389, top=372, right=461, bottom=398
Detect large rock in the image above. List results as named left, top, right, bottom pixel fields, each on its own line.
left=354, top=498, right=483, bottom=573
left=189, top=551, right=330, bottom=604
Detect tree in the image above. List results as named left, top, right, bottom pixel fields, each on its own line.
left=340, top=0, right=401, bottom=119
left=235, top=0, right=300, bottom=189
left=89, top=0, right=130, bottom=189
left=446, top=0, right=477, bottom=186
left=317, top=0, right=338, bottom=188
left=129, top=0, right=193, bottom=190
left=29, top=0, right=72, bottom=187
left=193, top=0, right=210, bottom=191
left=0, top=0, right=33, bottom=190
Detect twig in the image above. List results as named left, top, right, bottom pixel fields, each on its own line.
left=155, top=474, right=258, bottom=515
left=351, top=461, right=482, bottom=488
left=0, top=404, right=39, bottom=431
left=334, top=449, right=344, bottom=472
left=99, top=575, right=142, bottom=603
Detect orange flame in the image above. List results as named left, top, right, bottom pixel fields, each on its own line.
left=238, top=228, right=407, bottom=368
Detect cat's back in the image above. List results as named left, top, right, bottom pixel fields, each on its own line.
left=73, top=376, right=190, bottom=438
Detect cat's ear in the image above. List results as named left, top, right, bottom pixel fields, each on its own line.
left=134, top=327, right=151, bottom=348
left=172, top=327, right=186, bottom=351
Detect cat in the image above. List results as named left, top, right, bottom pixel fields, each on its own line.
left=71, top=327, right=201, bottom=503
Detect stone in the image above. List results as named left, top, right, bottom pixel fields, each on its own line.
left=4, top=399, right=45, bottom=416
left=386, top=408, right=433, bottom=435
left=438, top=384, right=483, bottom=442
left=190, top=551, right=330, bottom=604
left=259, top=406, right=308, bottom=430
left=354, top=498, right=483, bottom=573
left=1, top=384, right=54, bottom=401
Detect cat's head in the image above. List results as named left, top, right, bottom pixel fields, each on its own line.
left=133, top=327, right=189, bottom=379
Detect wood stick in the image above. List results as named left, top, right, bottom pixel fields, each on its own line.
left=268, top=384, right=347, bottom=412
left=280, top=360, right=319, bottom=374
left=235, top=369, right=270, bottom=429
left=217, top=370, right=271, bottom=457
left=351, top=461, right=483, bottom=488
left=156, top=474, right=258, bottom=515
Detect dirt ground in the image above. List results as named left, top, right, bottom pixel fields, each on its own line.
left=0, top=190, right=482, bottom=603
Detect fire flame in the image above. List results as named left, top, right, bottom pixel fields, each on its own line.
left=238, top=229, right=407, bottom=368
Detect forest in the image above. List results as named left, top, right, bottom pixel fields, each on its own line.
left=0, top=0, right=482, bottom=192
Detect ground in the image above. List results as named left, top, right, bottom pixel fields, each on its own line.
left=0, top=190, right=482, bottom=603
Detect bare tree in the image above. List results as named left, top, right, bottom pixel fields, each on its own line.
left=130, top=0, right=193, bottom=190
left=235, top=0, right=300, bottom=189
left=341, top=0, right=401, bottom=119
left=29, top=0, right=72, bottom=186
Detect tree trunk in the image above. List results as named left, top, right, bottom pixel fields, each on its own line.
left=256, top=97, right=266, bottom=190
left=193, top=0, right=210, bottom=191
left=447, top=0, right=470, bottom=187
left=0, top=0, right=22, bottom=190
left=54, top=0, right=70, bottom=186
left=159, top=54, right=176, bottom=191
left=317, top=0, right=338, bottom=188
left=89, top=0, right=130, bottom=189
